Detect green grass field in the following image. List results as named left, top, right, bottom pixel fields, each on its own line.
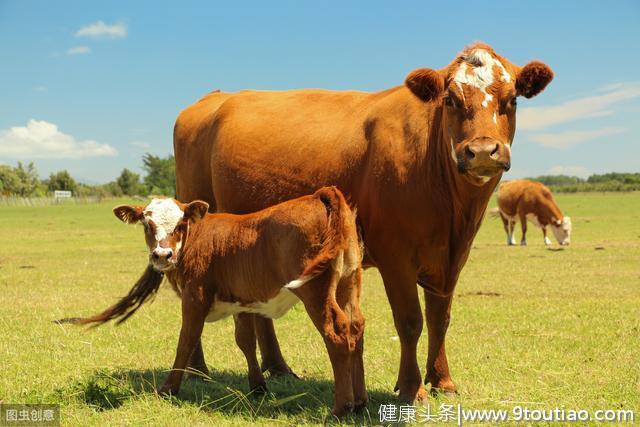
left=1, top=193, right=638, bottom=426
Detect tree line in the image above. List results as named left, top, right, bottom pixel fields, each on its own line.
left=0, top=154, right=175, bottom=197
left=526, top=173, right=640, bottom=192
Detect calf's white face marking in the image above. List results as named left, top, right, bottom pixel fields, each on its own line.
left=143, top=198, right=184, bottom=241
left=453, top=49, right=511, bottom=109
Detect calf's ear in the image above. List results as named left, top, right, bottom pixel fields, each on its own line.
left=405, top=68, right=445, bottom=102
left=516, top=61, right=554, bottom=98
left=113, top=205, right=144, bottom=224
left=183, top=200, right=209, bottom=223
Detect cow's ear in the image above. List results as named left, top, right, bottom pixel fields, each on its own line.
left=113, top=205, right=144, bottom=224
left=405, top=68, right=445, bottom=102
left=183, top=200, right=209, bottom=223
left=516, top=61, right=554, bottom=99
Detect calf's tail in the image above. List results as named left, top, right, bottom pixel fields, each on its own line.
left=285, top=186, right=357, bottom=289
left=54, top=265, right=164, bottom=327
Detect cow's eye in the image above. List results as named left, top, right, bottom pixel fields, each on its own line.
left=444, top=96, right=456, bottom=108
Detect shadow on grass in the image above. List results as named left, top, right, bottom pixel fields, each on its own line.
left=58, top=367, right=397, bottom=424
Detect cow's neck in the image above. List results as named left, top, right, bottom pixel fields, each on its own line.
left=422, top=103, right=500, bottom=271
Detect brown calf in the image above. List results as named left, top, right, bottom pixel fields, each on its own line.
left=496, top=179, right=572, bottom=246
left=69, top=186, right=365, bottom=416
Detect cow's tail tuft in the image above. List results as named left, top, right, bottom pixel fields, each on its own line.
left=285, top=186, right=356, bottom=290
left=53, top=265, right=164, bottom=327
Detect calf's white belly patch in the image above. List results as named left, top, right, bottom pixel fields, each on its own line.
left=206, top=288, right=300, bottom=322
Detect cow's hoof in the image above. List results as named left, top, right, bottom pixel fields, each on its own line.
left=396, top=385, right=428, bottom=405
left=353, top=395, right=369, bottom=413
left=332, top=401, right=355, bottom=417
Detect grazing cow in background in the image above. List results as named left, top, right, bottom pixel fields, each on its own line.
left=67, top=187, right=365, bottom=417
left=173, top=42, right=554, bottom=401
left=496, top=179, right=572, bottom=246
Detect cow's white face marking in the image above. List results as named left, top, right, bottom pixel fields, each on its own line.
left=143, top=198, right=184, bottom=241
left=453, top=49, right=511, bottom=109
left=551, top=216, right=572, bottom=245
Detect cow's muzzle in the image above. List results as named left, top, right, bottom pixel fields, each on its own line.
left=458, top=137, right=511, bottom=178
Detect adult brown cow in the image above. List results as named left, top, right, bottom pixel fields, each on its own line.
left=173, top=43, right=554, bottom=402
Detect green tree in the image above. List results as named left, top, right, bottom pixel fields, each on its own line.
left=47, top=170, right=77, bottom=193
left=116, top=168, right=144, bottom=196
left=142, top=153, right=175, bottom=196
left=0, top=165, right=21, bottom=194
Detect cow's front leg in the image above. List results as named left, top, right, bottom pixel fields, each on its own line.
left=379, top=263, right=425, bottom=403
left=424, top=290, right=457, bottom=395
left=542, top=226, right=552, bottom=246
left=160, top=293, right=207, bottom=396
left=254, top=316, right=297, bottom=377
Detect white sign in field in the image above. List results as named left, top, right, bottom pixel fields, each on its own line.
left=54, top=190, right=72, bottom=199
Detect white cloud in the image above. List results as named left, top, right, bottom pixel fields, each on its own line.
left=528, top=127, right=626, bottom=149
left=0, top=120, right=118, bottom=159
left=519, top=82, right=640, bottom=131
left=75, top=21, right=127, bottom=39
left=130, top=140, right=150, bottom=149
left=66, top=46, right=91, bottom=55
left=547, top=165, right=591, bottom=178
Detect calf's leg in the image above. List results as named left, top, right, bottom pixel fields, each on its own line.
left=159, top=294, right=207, bottom=395
left=296, top=271, right=357, bottom=417
left=234, top=313, right=267, bottom=392
left=186, top=339, right=210, bottom=379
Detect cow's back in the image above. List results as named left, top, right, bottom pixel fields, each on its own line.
left=497, top=180, right=553, bottom=217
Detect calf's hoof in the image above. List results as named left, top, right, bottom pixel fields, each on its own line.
left=249, top=382, right=268, bottom=395
left=332, top=401, right=355, bottom=417
left=186, top=367, right=210, bottom=381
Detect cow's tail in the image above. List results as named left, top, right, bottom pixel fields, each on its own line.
left=54, top=265, right=164, bottom=327
left=285, top=186, right=359, bottom=290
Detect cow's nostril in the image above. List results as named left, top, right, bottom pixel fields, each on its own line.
left=490, top=144, right=499, bottom=156
left=465, top=146, right=475, bottom=159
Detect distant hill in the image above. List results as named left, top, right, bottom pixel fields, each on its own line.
left=524, top=173, right=640, bottom=192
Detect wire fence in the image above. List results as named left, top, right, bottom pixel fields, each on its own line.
left=0, top=196, right=106, bottom=207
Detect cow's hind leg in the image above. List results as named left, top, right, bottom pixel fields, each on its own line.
left=424, top=291, right=456, bottom=395
left=255, top=316, right=297, bottom=377
left=234, top=313, right=267, bottom=393
left=499, top=212, right=513, bottom=245
left=519, top=213, right=528, bottom=246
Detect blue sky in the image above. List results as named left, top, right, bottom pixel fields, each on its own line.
left=1, top=1, right=639, bottom=183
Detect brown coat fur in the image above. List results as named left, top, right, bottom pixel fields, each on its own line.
left=68, top=187, right=365, bottom=416
left=497, top=179, right=571, bottom=246
left=173, top=43, right=554, bottom=400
